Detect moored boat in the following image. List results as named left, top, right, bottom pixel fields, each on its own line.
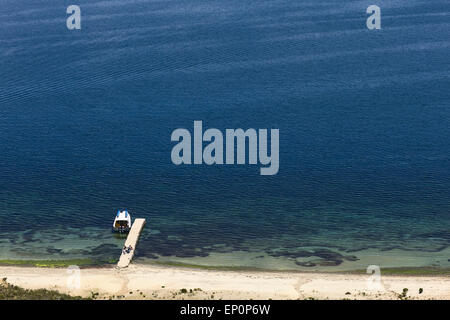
left=112, top=209, right=132, bottom=233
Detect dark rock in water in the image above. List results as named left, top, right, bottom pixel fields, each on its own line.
left=135, top=232, right=241, bottom=259
left=267, top=247, right=359, bottom=266
left=46, top=247, right=62, bottom=254
left=418, top=230, right=450, bottom=241
left=22, top=230, right=35, bottom=243
left=344, top=255, right=359, bottom=262
left=268, top=249, right=315, bottom=259
left=159, top=252, right=173, bottom=257
left=316, top=259, right=342, bottom=266
left=197, top=252, right=210, bottom=257
left=292, top=250, right=316, bottom=258
left=66, top=249, right=90, bottom=255
left=295, top=261, right=316, bottom=267
left=312, top=248, right=344, bottom=261
left=232, top=245, right=250, bottom=252
left=174, top=250, right=209, bottom=258
left=89, top=243, right=120, bottom=256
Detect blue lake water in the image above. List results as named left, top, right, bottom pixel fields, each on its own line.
left=0, top=0, right=449, bottom=271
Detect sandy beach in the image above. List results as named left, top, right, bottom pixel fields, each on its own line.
left=1, top=264, right=449, bottom=300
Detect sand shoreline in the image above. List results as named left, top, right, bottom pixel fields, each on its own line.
left=1, top=264, right=449, bottom=300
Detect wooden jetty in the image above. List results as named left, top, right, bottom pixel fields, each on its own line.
left=117, top=218, right=146, bottom=268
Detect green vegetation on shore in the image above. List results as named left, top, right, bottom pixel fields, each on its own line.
left=151, top=260, right=272, bottom=271
left=0, top=278, right=86, bottom=300
left=1, top=258, right=448, bottom=276
left=0, top=258, right=116, bottom=268
left=152, top=261, right=450, bottom=275
left=349, top=266, right=450, bottom=276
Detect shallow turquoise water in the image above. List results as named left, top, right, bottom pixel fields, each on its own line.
left=0, top=0, right=449, bottom=271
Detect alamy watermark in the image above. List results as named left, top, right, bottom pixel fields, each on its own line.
left=171, top=121, right=279, bottom=175
left=66, top=265, right=81, bottom=290
left=65, top=4, right=381, bottom=31
left=66, top=5, right=81, bottom=30
left=366, top=5, right=381, bottom=30
left=366, top=265, right=385, bottom=291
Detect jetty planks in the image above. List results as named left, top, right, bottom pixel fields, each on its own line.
left=117, top=218, right=146, bottom=268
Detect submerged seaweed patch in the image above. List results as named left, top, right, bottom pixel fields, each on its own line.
left=267, top=247, right=359, bottom=267
left=88, top=243, right=121, bottom=257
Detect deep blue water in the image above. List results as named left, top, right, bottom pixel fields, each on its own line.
left=0, top=0, right=449, bottom=270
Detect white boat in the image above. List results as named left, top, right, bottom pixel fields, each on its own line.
left=112, top=209, right=132, bottom=233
